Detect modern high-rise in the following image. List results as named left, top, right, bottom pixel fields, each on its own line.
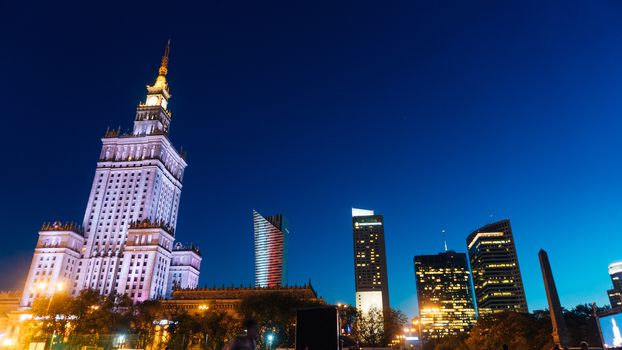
left=607, top=261, right=622, bottom=308
left=352, top=208, right=390, bottom=316
left=466, top=219, right=528, bottom=315
left=20, top=42, right=201, bottom=307
left=414, top=250, right=476, bottom=341
left=253, top=210, right=289, bottom=288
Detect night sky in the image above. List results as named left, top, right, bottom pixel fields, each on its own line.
left=2, top=0, right=622, bottom=317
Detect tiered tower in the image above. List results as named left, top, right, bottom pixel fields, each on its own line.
left=167, top=242, right=202, bottom=295
left=21, top=42, right=200, bottom=307
left=20, top=222, right=84, bottom=306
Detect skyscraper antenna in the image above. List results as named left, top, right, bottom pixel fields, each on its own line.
left=442, top=229, right=448, bottom=252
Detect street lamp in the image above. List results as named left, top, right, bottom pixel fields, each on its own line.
left=266, top=333, right=274, bottom=350
left=45, top=281, right=66, bottom=350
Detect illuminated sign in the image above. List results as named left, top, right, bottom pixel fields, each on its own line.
left=599, top=312, right=622, bottom=348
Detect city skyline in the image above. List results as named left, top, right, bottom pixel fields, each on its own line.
left=2, top=0, right=622, bottom=319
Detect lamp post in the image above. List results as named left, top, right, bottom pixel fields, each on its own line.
left=412, top=318, right=421, bottom=349
left=266, top=333, right=274, bottom=350
left=41, top=282, right=65, bottom=350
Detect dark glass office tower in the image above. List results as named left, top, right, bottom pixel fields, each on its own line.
left=414, top=251, right=476, bottom=341
left=607, top=261, right=622, bottom=308
left=253, top=210, right=288, bottom=288
left=352, top=208, right=390, bottom=315
left=466, top=219, right=528, bottom=314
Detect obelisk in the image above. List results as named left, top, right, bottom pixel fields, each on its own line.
left=539, top=249, right=572, bottom=347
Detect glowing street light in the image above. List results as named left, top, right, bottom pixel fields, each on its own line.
left=266, top=333, right=275, bottom=350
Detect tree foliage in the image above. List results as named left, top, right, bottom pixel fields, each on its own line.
left=427, top=305, right=603, bottom=350
left=354, top=306, right=408, bottom=347
left=237, top=292, right=325, bottom=348
left=384, top=307, right=409, bottom=345
left=465, top=312, right=552, bottom=350
left=357, top=307, right=385, bottom=347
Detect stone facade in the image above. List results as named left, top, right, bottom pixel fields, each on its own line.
left=163, top=284, right=320, bottom=318
left=21, top=43, right=200, bottom=307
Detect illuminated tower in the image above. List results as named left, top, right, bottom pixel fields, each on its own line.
left=20, top=222, right=84, bottom=306
left=352, top=208, right=390, bottom=316
left=466, top=219, right=527, bottom=315
left=167, top=243, right=202, bottom=296
left=607, top=261, right=622, bottom=308
left=414, top=250, right=476, bottom=341
left=21, top=42, right=200, bottom=306
left=253, top=210, right=289, bottom=288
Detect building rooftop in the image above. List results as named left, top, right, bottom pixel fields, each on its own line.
left=172, top=282, right=318, bottom=300
left=173, top=242, right=201, bottom=256
left=40, top=221, right=83, bottom=235
left=129, top=218, right=175, bottom=236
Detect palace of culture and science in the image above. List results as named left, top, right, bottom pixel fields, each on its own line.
left=20, top=43, right=201, bottom=307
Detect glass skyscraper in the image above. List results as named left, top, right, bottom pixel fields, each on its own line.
left=607, top=261, right=622, bottom=308
left=352, top=208, right=390, bottom=316
left=466, top=219, right=528, bottom=314
left=414, top=250, right=476, bottom=341
left=253, top=210, right=288, bottom=288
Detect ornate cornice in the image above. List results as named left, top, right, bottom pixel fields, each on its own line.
left=129, top=218, right=175, bottom=236
left=173, top=242, right=201, bottom=256
left=40, top=221, right=83, bottom=235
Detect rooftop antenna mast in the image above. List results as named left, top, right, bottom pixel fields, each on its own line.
left=441, top=229, right=448, bottom=252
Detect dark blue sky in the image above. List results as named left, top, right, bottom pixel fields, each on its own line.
left=2, top=0, right=622, bottom=317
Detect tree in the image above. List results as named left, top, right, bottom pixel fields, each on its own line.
left=237, top=292, right=324, bottom=348
left=200, top=311, right=240, bottom=350
left=383, top=308, right=409, bottom=346
left=564, top=304, right=602, bottom=347
left=357, top=307, right=384, bottom=347
left=168, top=310, right=196, bottom=350
left=465, top=312, right=552, bottom=350
left=30, top=293, right=73, bottom=344
left=434, top=334, right=469, bottom=350
left=133, top=299, right=164, bottom=349
left=338, top=304, right=358, bottom=335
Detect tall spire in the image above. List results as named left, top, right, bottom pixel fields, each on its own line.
left=136, top=40, right=174, bottom=135
left=159, top=39, right=171, bottom=77
left=146, top=40, right=172, bottom=101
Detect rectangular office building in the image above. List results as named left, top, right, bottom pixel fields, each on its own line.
left=466, top=219, right=528, bottom=314
left=415, top=251, right=476, bottom=340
